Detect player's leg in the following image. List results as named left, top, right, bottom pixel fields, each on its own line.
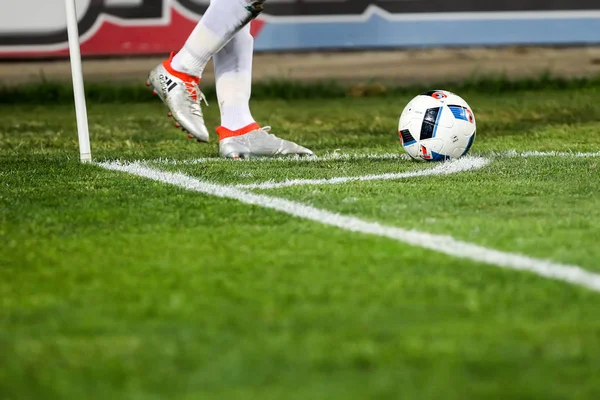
left=146, top=0, right=264, bottom=142
left=213, top=25, right=255, bottom=133
left=214, top=26, right=313, bottom=159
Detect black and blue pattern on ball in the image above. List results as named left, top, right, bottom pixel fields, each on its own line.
left=448, top=105, right=470, bottom=122
left=420, top=107, right=442, bottom=140
left=399, top=129, right=416, bottom=146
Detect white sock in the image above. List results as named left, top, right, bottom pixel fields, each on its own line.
left=171, top=0, right=262, bottom=78
left=214, top=24, right=255, bottom=130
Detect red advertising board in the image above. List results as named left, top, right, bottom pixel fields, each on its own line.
left=1, top=0, right=599, bottom=58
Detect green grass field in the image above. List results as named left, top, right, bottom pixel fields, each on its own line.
left=2, top=81, right=600, bottom=399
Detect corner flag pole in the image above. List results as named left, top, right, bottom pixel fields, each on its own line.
left=64, top=0, right=92, bottom=163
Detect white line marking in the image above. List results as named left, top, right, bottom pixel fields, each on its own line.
left=144, top=152, right=409, bottom=165
left=235, top=156, right=489, bottom=190
left=99, top=161, right=600, bottom=293
left=134, top=149, right=600, bottom=166
left=498, top=150, right=600, bottom=158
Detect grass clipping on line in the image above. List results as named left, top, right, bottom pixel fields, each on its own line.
left=1, top=73, right=600, bottom=104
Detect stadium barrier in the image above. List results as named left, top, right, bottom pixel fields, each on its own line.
left=1, top=0, right=599, bottom=58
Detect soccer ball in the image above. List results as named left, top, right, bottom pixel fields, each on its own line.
left=398, top=90, right=476, bottom=161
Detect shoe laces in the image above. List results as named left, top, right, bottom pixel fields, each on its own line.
left=259, top=126, right=275, bottom=137
left=183, top=80, right=208, bottom=116
left=258, top=126, right=286, bottom=142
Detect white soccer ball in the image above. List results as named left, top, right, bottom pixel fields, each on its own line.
left=398, top=90, right=476, bottom=161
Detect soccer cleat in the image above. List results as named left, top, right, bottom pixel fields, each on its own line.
left=147, top=53, right=210, bottom=142
left=217, top=123, right=314, bottom=159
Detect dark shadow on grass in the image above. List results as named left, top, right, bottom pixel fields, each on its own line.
left=2, top=73, right=600, bottom=104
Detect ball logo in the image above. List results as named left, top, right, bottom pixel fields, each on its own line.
left=431, top=91, right=448, bottom=100
left=466, top=109, right=475, bottom=123
left=420, top=145, right=432, bottom=160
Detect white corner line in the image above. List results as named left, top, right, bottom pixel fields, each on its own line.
left=98, top=161, right=600, bottom=293
left=499, top=150, right=600, bottom=158
left=143, top=152, right=409, bottom=166
left=130, top=149, right=600, bottom=166
left=235, top=156, right=489, bottom=190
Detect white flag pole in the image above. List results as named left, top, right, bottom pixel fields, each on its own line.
left=64, top=0, right=92, bottom=163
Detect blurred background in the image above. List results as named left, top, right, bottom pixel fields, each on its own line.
left=1, top=0, right=599, bottom=85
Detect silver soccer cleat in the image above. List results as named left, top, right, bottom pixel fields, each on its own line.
left=146, top=54, right=210, bottom=142
left=219, top=126, right=314, bottom=159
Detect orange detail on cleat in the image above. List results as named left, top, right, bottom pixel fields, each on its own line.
left=167, top=112, right=172, bottom=117
left=152, top=89, right=158, bottom=96
left=163, top=53, right=199, bottom=83
left=145, top=81, right=151, bottom=87
left=216, top=122, right=261, bottom=141
left=162, top=53, right=201, bottom=102
left=174, top=123, right=181, bottom=128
